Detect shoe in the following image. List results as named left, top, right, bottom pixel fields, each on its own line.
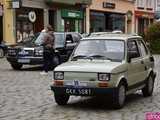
left=40, top=71, right=48, bottom=75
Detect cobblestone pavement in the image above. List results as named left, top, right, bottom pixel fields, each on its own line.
left=0, top=55, right=160, bottom=120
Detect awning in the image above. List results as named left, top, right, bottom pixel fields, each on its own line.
left=45, top=0, right=92, bottom=5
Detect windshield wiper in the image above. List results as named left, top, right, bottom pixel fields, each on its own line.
left=71, top=55, right=88, bottom=61
left=89, top=55, right=113, bottom=61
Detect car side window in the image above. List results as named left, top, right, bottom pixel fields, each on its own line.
left=137, top=40, right=148, bottom=57
left=127, top=40, right=140, bottom=58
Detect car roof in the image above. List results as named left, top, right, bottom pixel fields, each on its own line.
left=54, top=32, right=80, bottom=34
left=82, top=33, right=142, bottom=41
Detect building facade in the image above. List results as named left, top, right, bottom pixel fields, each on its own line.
left=135, top=0, right=155, bottom=34
left=155, top=0, right=160, bottom=20
left=0, top=0, right=3, bottom=43
left=86, top=0, right=135, bottom=33
left=3, top=0, right=91, bottom=44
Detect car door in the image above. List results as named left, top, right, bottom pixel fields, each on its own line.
left=137, top=39, right=150, bottom=80
left=65, top=34, right=77, bottom=58
left=127, top=39, right=146, bottom=87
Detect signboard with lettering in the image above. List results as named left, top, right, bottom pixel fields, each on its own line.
left=61, top=9, right=83, bottom=19
left=135, top=11, right=154, bottom=19
left=103, top=2, right=115, bottom=9
left=12, top=0, right=21, bottom=9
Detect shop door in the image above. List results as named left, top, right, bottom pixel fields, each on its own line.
left=64, top=19, right=75, bottom=32
left=0, top=16, right=3, bottom=43
left=138, top=18, right=144, bottom=35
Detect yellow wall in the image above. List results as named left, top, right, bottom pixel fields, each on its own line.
left=3, top=0, right=15, bottom=44
left=0, top=0, right=3, bottom=4
left=90, top=0, right=134, bottom=14
left=86, top=0, right=135, bottom=33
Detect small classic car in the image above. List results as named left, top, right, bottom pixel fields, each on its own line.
left=6, top=32, right=82, bottom=70
left=51, top=33, right=156, bottom=109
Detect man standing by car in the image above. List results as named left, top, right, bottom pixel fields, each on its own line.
left=40, top=25, right=55, bottom=75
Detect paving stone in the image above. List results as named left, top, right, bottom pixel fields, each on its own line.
left=0, top=55, right=160, bottom=120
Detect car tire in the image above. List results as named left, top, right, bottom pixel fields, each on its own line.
left=112, top=82, right=126, bottom=109
left=54, top=94, right=70, bottom=105
left=142, top=74, right=154, bottom=97
left=11, top=63, right=23, bottom=70
left=0, top=48, right=4, bottom=58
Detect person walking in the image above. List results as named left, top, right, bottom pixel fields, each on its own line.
left=40, top=25, right=55, bottom=75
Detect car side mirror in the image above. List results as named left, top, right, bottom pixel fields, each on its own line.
left=128, top=51, right=138, bottom=63
left=66, top=40, right=72, bottom=44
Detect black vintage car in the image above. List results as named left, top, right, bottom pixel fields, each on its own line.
left=6, top=32, right=82, bottom=70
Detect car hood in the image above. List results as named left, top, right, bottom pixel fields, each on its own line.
left=8, top=41, right=39, bottom=49
left=55, top=60, right=127, bottom=73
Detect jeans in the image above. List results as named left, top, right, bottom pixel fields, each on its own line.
left=43, top=49, right=53, bottom=72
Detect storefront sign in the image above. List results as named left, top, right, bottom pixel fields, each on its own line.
left=12, top=0, right=21, bottom=8
left=135, top=11, right=154, bottom=18
left=61, top=9, right=83, bottom=19
left=28, top=11, right=36, bottom=23
left=0, top=5, right=3, bottom=16
left=103, top=2, right=115, bottom=9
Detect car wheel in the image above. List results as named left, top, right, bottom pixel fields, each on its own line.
left=11, top=63, right=23, bottom=70
left=54, top=94, right=70, bottom=105
left=142, top=74, right=154, bottom=97
left=0, top=48, right=4, bottom=58
left=113, top=82, right=126, bottom=109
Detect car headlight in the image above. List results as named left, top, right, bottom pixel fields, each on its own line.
left=54, top=72, right=64, bottom=80
left=35, top=49, right=43, bottom=56
left=98, top=73, right=110, bottom=81
left=7, top=49, right=16, bottom=55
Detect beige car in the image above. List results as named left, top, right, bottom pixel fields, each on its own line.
left=51, top=33, right=156, bottom=109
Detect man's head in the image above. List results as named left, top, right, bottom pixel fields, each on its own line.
left=46, top=25, right=53, bottom=32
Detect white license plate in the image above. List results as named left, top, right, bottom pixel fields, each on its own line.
left=65, top=88, right=91, bottom=95
left=18, top=59, right=30, bottom=63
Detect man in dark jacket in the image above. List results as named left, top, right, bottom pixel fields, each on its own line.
left=40, top=25, right=55, bottom=75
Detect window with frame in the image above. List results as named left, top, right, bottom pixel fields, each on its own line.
left=127, top=40, right=140, bottom=58
left=137, top=40, right=148, bottom=57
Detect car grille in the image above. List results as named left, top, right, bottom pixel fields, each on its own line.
left=7, top=48, right=34, bottom=57
left=7, top=49, right=17, bottom=56
left=18, top=49, right=34, bottom=56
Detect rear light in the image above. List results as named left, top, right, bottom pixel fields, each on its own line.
left=98, top=82, right=108, bottom=87
left=53, top=80, right=64, bottom=86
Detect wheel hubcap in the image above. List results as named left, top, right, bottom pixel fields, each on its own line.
left=119, top=85, right=125, bottom=105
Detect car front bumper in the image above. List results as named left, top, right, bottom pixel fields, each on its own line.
left=51, top=85, right=118, bottom=96
left=6, top=56, right=43, bottom=65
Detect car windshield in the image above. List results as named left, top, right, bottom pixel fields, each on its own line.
left=71, top=39, right=125, bottom=61
left=33, top=32, right=65, bottom=48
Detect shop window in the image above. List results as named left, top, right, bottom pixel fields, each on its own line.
left=16, top=8, right=43, bottom=43
left=90, top=11, right=125, bottom=32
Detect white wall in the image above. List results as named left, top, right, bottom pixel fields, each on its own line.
left=135, top=0, right=155, bottom=10
left=155, top=0, right=160, bottom=11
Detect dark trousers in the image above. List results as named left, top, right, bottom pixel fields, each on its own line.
left=43, top=49, right=53, bottom=72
